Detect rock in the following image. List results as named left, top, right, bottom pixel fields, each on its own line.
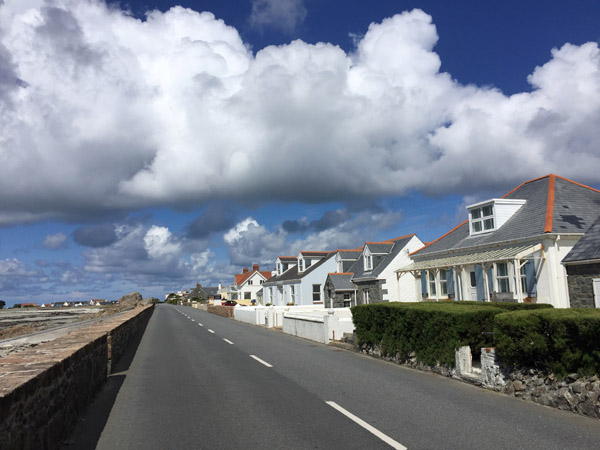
left=571, top=381, right=585, bottom=394
left=118, top=292, right=143, bottom=308
left=513, top=380, right=525, bottom=391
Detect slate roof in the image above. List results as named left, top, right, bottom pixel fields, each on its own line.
left=350, top=235, right=415, bottom=281
left=327, top=273, right=355, bottom=291
left=203, top=286, right=219, bottom=296
left=336, top=250, right=362, bottom=260
left=263, top=252, right=335, bottom=285
left=413, top=175, right=600, bottom=259
left=563, top=215, right=600, bottom=264
left=300, top=251, right=330, bottom=258
left=262, top=265, right=299, bottom=286
left=277, top=256, right=297, bottom=262
left=365, top=242, right=394, bottom=254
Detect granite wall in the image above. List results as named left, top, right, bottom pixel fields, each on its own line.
left=0, top=305, right=154, bottom=450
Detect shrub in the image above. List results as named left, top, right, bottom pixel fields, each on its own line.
left=494, top=308, right=600, bottom=377
left=448, top=301, right=553, bottom=311
left=352, top=302, right=503, bottom=366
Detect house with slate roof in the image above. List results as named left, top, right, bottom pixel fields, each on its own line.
left=324, top=273, right=357, bottom=308
left=229, top=264, right=272, bottom=303
left=398, top=175, right=600, bottom=308
left=562, top=216, right=600, bottom=308
left=346, top=234, right=424, bottom=305
left=262, top=251, right=334, bottom=306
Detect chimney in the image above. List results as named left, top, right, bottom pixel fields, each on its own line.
left=243, top=267, right=248, bottom=273
left=253, top=264, right=259, bottom=272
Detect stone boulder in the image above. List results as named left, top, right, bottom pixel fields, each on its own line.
left=118, top=292, right=143, bottom=309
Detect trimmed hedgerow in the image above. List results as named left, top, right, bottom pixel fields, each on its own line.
left=447, top=301, right=553, bottom=311
left=351, top=302, right=503, bottom=366
left=494, top=308, right=600, bottom=377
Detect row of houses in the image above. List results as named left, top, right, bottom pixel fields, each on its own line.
left=226, top=175, right=600, bottom=309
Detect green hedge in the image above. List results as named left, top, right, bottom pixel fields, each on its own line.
left=352, top=302, right=503, bottom=366
left=494, top=308, right=600, bottom=377
left=448, top=301, right=553, bottom=311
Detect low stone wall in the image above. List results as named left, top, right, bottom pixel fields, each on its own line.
left=0, top=305, right=154, bottom=450
left=359, top=342, right=600, bottom=419
left=207, top=304, right=234, bottom=318
left=481, top=347, right=600, bottom=418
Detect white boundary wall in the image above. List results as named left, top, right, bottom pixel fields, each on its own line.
left=282, top=308, right=355, bottom=344
left=233, top=305, right=327, bottom=328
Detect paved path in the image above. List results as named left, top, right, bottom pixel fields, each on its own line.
left=66, top=304, right=600, bottom=449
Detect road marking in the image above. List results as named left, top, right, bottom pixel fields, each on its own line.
left=326, top=401, right=406, bottom=450
left=191, top=319, right=195, bottom=322
left=250, top=355, right=273, bottom=368
left=208, top=329, right=215, bottom=334
left=198, top=323, right=203, bottom=327
left=223, top=338, right=234, bottom=345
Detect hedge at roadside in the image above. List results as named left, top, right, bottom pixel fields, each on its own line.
left=447, top=301, right=553, bottom=311
left=351, top=302, right=504, bottom=366
left=494, top=308, right=600, bottom=377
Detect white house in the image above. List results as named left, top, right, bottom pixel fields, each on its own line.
left=230, top=264, right=272, bottom=302
left=397, top=175, right=600, bottom=308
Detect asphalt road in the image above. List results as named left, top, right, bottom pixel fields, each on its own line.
left=66, top=304, right=600, bottom=449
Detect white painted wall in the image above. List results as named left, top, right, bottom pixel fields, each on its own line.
left=298, top=256, right=337, bottom=305
left=380, top=235, right=424, bottom=302
left=282, top=308, right=354, bottom=344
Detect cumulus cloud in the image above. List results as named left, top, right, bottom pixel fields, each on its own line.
left=0, top=2, right=599, bottom=225
left=248, top=0, right=307, bottom=33
left=43, top=232, right=68, bottom=249
left=224, top=209, right=402, bottom=267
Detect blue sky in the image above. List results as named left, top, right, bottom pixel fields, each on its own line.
left=1, top=0, right=600, bottom=306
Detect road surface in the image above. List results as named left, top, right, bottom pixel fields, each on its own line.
left=65, top=304, right=600, bottom=449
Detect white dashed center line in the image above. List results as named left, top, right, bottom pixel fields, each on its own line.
left=250, top=355, right=273, bottom=368
left=326, top=401, right=406, bottom=450
left=198, top=323, right=203, bottom=327
left=223, top=338, right=234, bottom=345
left=208, top=329, right=215, bottom=334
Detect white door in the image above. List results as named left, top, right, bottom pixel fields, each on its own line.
left=469, top=271, right=478, bottom=301
left=593, top=279, right=600, bottom=308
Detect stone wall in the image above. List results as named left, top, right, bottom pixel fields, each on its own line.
left=566, top=263, right=600, bottom=308
left=359, top=342, right=600, bottom=419
left=0, top=305, right=154, bottom=450
left=481, top=347, right=600, bottom=418
left=207, top=304, right=234, bottom=318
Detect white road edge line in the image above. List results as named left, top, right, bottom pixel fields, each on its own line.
left=208, top=329, right=215, bottom=334
left=223, top=338, right=234, bottom=345
left=326, top=401, right=406, bottom=450
left=250, top=355, right=273, bottom=368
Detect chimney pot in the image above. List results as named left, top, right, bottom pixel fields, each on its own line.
left=253, top=264, right=259, bottom=271
left=243, top=267, right=248, bottom=273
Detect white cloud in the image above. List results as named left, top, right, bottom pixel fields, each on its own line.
left=43, top=232, right=67, bottom=249
left=0, top=2, right=599, bottom=225
left=248, top=0, right=307, bottom=33
left=144, top=225, right=180, bottom=259
left=223, top=209, right=403, bottom=267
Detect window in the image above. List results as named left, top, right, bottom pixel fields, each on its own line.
left=470, top=204, right=495, bottom=234
left=496, top=262, right=509, bottom=293
left=290, top=286, right=295, bottom=304
left=343, top=293, right=351, bottom=308
left=298, top=258, right=304, bottom=272
left=244, top=292, right=251, bottom=300
left=428, top=271, right=436, bottom=296
left=439, top=269, right=448, bottom=296
left=313, top=284, right=321, bottom=302
left=277, top=263, right=281, bottom=275
left=363, top=290, right=369, bottom=304
left=365, top=254, right=373, bottom=271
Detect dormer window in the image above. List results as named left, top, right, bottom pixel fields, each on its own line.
left=277, top=263, right=282, bottom=275
left=365, top=254, right=373, bottom=271
left=298, top=258, right=305, bottom=272
left=470, top=203, right=495, bottom=234
left=468, top=198, right=526, bottom=236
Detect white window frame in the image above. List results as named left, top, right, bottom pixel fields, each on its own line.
left=365, top=253, right=373, bottom=271
left=343, top=292, right=351, bottom=308
left=312, top=284, right=322, bottom=302
left=290, top=285, right=295, bottom=304
left=298, top=258, right=304, bottom=272
left=469, top=203, right=496, bottom=235
left=428, top=270, right=437, bottom=297
left=496, top=262, right=510, bottom=293
left=439, top=269, right=448, bottom=297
